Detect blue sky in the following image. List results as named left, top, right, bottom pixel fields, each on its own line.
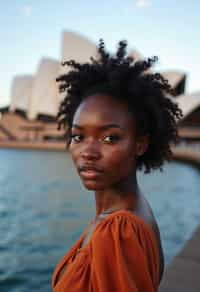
left=0, top=0, right=200, bottom=106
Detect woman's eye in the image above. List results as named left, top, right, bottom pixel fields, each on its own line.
left=103, top=135, right=120, bottom=143
left=71, top=134, right=83, bottom=142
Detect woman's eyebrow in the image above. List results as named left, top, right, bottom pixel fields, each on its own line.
left=72, top=123, right=123, bottom=130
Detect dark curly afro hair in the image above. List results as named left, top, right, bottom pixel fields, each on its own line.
left=56, top=39, right=183, bottom=173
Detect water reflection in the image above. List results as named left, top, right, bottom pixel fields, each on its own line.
left=0, top=149, right=199, bottom=292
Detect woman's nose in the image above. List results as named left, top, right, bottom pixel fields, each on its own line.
left=80, top=141, right=101, bottom=160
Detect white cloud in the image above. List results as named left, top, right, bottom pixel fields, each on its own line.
left=135, top=0, right=151, bottom=8
left=23, top=5, right=32, bottom=17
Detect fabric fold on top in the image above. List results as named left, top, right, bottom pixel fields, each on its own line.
left=52, top=210, right=160, bottom=292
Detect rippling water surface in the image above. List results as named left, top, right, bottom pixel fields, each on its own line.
left=0, top=149, right=199, bottom=292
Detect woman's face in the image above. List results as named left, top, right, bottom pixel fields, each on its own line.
left=69, top=94, right=148, bottom=190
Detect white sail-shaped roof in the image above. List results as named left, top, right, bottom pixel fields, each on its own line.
left=61, top=31, right=97, bottom=66
left=175, top=92, right=200, bottom=119
left=126, top=52, right=186, bottom=93
left=28, top=58, right=60, bottom=120
left=161, top=71, right=186, bottom=89
left=9, top=75, right=34, bottom=112
left=58, top=31, right=98, bottom=102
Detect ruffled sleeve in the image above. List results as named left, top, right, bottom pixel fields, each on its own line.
left=90, top=212, right=160, bottom=292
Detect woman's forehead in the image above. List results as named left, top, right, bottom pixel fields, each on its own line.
left=73, top=94, right=135, bottom=127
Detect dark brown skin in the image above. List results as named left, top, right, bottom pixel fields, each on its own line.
left=70, top=94, right=149, bottom=213
left=69, top=93, right=164, bottom=281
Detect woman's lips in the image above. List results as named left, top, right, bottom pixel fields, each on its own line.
left=80, top=169, right=103, bottom=179
left=79, top=165, right=103, bottom=179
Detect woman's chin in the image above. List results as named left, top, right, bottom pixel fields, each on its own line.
left=82, top=180, right=105, bottom=191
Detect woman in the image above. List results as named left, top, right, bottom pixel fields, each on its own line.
left=52, top=40, right=182, bottom=291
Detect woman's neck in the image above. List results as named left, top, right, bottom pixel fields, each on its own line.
left=94, top=173, right=140, bottom=217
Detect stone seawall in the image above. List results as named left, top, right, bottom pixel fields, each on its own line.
left=171, top=146, right=200, bottom=168
left=0, top=141, right=66, bottom=151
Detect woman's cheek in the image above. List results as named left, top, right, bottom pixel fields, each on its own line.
left=105, top=146, right=135, bottom=173
left=104, top=148, right=126, bottom=168
left=69, top=144, right=79, bottom=164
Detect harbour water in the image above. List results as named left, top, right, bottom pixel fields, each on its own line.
left=0, top=149, right=200, bottom=292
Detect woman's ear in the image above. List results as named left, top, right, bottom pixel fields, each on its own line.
left=136, top=134, right=150, bottom=156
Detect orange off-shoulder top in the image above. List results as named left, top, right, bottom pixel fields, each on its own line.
left=52, top=210, right=160, bottom=292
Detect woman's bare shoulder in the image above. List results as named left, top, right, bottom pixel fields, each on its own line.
left=133, top=193, right=164, bottom=282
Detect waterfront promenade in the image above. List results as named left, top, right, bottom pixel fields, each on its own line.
left=160, top=226, right=200, bottom=292
left=160, top=146, right=200, bottom=292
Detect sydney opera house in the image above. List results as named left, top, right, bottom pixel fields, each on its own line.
left=0, top=31, right=200, bottom=150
